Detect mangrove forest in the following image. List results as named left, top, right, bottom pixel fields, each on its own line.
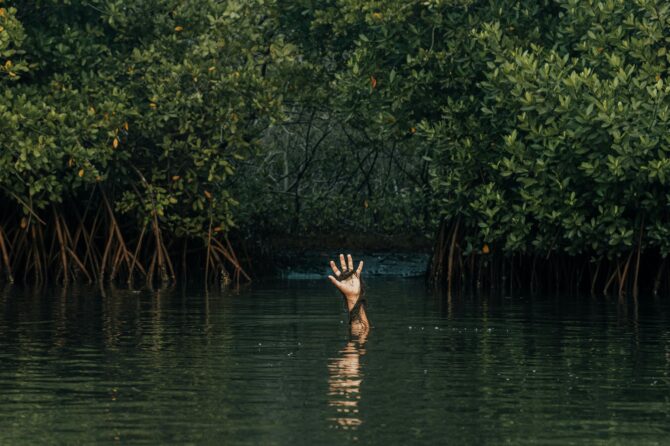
left=2, top=0, right=670, bottom=298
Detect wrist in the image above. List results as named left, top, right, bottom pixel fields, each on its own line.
left=344, top=292, right=360, bottom=309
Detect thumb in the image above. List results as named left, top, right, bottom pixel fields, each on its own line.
left=328, top=275, right=344, bottom=291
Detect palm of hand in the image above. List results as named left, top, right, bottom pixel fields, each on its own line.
left=328, top=254, right=364, bottom=301
left=337, top=274, right=361, bottom=298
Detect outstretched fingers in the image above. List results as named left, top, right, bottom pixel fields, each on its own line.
left=329, top=254, right=361, bottom=283
left=329, top=260, right=341, bottom=277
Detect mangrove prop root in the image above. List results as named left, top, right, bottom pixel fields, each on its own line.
left=151, top=210, right=169, bottom=284
left=618, top=250, right=634, bottom=301
left=447, top=218, right=460, bottom=299
left=213, top=237, right=250, bottom=283
left=102, top=191, right=137, bottom=281
left=428, top=221, right=669, bottom=297
left=591, top=260, right=601, bottom=298
left=0, top=195, right=250, bottom=287
left=53, top=208, right=69, bottom=285
left=632, top=219, right=644, bottom=301
left=205, top=218, right=213, bottom=285
left=603, top=263, right=618, bottom=297
left=127, top=223, right=147, bottom=285
left=147, top=251, right=157, bottom=287
left=429, top=220, right=447, bottom=285
left=0, top=226, right=14, bottom=283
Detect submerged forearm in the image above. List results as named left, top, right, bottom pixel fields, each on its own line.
left=346, top=295, right=368, bottom=328
left=353, top=306, right=368, bottom=328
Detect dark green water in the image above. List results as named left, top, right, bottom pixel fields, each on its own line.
left=1, top=280, right=669, bottom=445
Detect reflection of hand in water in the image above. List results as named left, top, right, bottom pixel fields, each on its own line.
left=328, top=327, right=369, bottom=429
left=327, top=253, right=369, bottom=331
left=327, top=254, right=370, bottom=429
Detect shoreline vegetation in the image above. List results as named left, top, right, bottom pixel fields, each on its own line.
left=2, top=2, right=670, bottom=298
left=430, top=220, right=669, bottom=301
left=0, top=195, right=249, bottom=288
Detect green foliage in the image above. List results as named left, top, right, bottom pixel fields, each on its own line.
left=453, top=0, right=670, bottom=258
left=285, top=0, right=670, bottom=260
left=230, top=0, right=437, bottom=238
left=3, top=0, right=670, bottom=268
left=2, top=0, right=281, bottom=239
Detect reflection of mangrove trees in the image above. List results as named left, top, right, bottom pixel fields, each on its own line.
left=2, top=1, right=670, bottom=295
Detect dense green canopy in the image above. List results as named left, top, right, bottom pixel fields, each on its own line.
left=1, top=0, right=670, bottom=292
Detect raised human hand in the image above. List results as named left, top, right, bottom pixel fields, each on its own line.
left=327, top=253, right=364, bottom=303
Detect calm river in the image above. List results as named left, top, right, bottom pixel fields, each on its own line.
left=1, top=279, right=669, bottom=445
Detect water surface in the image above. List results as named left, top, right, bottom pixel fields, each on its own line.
left=1, top=280, right=669, bottom=445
